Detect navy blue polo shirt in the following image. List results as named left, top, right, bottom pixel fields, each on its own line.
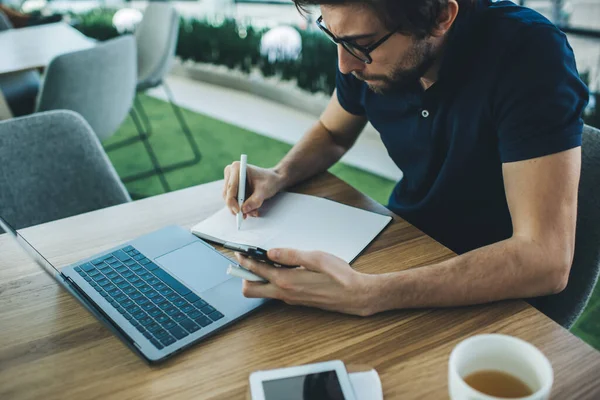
left=336, top=0, right=589, bottom=254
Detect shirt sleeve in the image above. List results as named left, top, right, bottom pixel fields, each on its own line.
left=493, top=24, right=589, bottom=163
left=335, top=67, right=366, bottom=115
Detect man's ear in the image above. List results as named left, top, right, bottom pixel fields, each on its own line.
left=431, top=0, right=459, bottom=37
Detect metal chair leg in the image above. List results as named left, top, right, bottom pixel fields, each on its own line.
left=104, top=95, right=152, bottom=152
left=108, top=82, right=202, bottom=195
left=158, top=81, right=202, bottom=173
left=121, top=106, right=171, bottom=193
left=133, top=93, right=153, bottom=139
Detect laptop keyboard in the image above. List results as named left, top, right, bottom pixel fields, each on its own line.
left=73, top=245, right=225, bottom=350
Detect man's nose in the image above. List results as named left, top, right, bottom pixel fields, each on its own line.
left=337, top=46, right=365, bottom=75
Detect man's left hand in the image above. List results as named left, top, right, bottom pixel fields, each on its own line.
left=235, top=249, right=376, bottom=316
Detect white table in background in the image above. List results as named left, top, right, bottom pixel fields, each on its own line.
left=0, top=22, right=95, bottom=75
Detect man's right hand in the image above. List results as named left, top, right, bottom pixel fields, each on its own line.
left=222, top=163, right=286, bottom=218
left=222, top=90, right=366, bottom=218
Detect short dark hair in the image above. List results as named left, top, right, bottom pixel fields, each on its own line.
left=293, top=0, right=472, bottom=38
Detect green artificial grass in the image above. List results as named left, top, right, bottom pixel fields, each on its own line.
left=572, top=293, right=600, bottom=351
left=103, top=94, right=396, bottom=203
left=103, top=94, right=600, bottom=351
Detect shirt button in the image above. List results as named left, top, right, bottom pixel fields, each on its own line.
left=421, top=109, right=430, bottom=118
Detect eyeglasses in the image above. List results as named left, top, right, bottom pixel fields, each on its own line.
left=316, top=15, right=398, bottom=64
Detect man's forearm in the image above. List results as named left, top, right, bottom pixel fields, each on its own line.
left=273, top=121, right=352, bottom=189
left=367, top=236, right=570, bottom=314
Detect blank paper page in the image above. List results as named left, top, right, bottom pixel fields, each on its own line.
left=191, top=192, right=392, bottom=263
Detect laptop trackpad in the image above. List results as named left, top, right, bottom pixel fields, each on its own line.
left=155, top=242, right=232, bottom=294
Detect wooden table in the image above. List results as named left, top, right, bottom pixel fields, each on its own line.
left=1, top=174, right=599, bottom=399
left=0, top=22, right=95, bottom=75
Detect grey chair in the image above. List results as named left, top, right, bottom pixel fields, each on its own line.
left=36, top=35, right=137, bottom=142
left=0, top=10, right=41, bottom=117
left=529, top=124, right=600, bottom=328
left=0, top=11, right=8, bottom=29
left=105, top=2, right=201, bottom=193
left=0, top=110, right=131, bottom=231
left=136, top=2, right=179, bottom=93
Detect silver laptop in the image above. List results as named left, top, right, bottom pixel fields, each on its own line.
left=0, top=216, right=268, bottom=363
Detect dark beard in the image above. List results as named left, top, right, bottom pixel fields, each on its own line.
left=354, top=40, right=437, bottom=95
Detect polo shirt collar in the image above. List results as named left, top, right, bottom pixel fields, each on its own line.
left=436, top=0, right=488, bottom=83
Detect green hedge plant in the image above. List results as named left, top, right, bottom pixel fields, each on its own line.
left=72, top=8, right=337, bottom=94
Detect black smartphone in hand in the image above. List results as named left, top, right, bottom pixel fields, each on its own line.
left=223, top=242, right=298, bottom=268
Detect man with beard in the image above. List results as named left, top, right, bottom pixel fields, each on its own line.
left=222, top=0, right=589, bottom=319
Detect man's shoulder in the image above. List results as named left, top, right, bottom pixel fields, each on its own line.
left=480, top=1, right=564, bottom=40
left=470, top=0, right=571, bottom=70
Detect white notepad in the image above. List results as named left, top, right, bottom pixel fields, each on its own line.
left=191, top=192, right=392, bottom=263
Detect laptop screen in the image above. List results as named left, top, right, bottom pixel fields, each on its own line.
left=0, top=215, right=61, bottom=280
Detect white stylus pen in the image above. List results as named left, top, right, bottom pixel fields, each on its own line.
left=237, top=154, right=247, bottom=230
left=226, top=264, right=267, bottom=283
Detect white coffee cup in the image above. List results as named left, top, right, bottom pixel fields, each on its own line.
left=448, top=334, right=554, bottom=400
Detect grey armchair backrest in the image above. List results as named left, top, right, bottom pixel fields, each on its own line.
left=529, top=124, right=600, bottom=328
left=0, top=110, right=131, bottom=231
left=36, top=35, right=137, bottom=141
left=135, top=2, right=179, bottom=91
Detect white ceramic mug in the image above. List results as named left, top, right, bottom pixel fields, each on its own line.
left=448, top=334, right=554, bottom=400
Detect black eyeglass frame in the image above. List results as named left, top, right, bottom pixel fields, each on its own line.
left=316, top=15, right=398, bottom=64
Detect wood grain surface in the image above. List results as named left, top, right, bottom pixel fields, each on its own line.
left=1, top=173, right=598, bottom=399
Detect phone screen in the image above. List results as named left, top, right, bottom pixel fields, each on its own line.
left=262, top=370, right=346, bottom=400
